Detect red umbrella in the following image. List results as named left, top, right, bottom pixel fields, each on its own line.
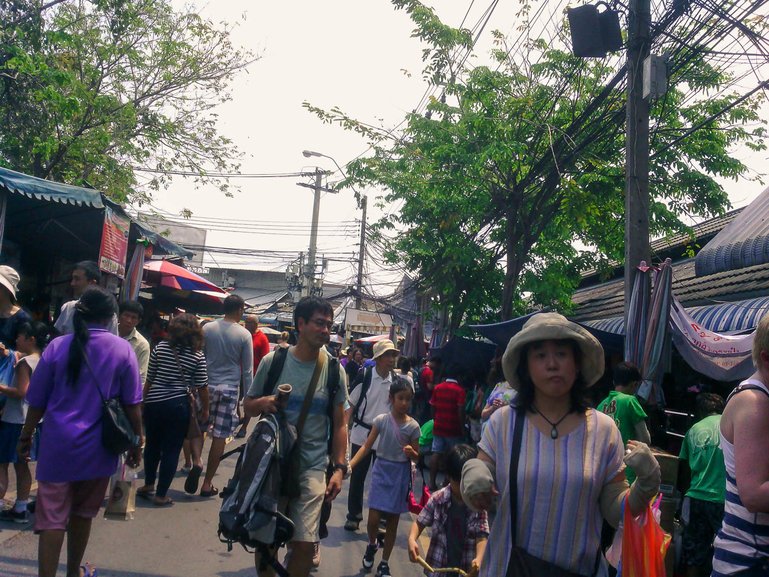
left=143, top=260, right=226, bottom=294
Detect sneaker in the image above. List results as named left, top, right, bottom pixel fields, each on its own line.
left=312, top=542, right=321, bottom=568
left=375, top=560, right=391, bottom=577
left=0, top=508, right=29, bottom=524
left=362, top=543, right=378, bottom=571
left=344, top=518, right=360, bottom=531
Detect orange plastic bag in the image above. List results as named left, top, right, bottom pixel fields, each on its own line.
left=619, top=496, right=671, bottom=577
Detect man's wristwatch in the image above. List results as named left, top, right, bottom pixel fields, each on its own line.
left=332, top=462, right=349, bottom=477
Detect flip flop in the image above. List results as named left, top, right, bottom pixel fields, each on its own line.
left=136, top=488, right=155, bottom=501
left=199, top=486, right=219, bottom=498
left=80, top=563, right=98, bottom=577
left=184, top=465, right=203, bottom=494
left=153, top=497, right=174, bottom=507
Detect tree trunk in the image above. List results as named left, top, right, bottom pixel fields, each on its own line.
left=501, top=215, right=525, bottom=320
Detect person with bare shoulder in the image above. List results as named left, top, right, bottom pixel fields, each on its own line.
left=711, top=314, right=769, bottom=576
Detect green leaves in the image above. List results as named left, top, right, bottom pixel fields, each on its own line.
left=0, top=0, right=254, bottom=202
left=308, top=0, right=766, bottom=328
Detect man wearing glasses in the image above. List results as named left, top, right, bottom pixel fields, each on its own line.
left=245, top=296, right=348, bottom=577
left=199, top=294, right=253, bottom=497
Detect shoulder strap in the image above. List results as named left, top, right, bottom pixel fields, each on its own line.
left=727, top=382, right=769, bottom=404
left=508, top=409, right=525, bottom=547
left=295, top=353, right=326, bottom=439
left=326, top=357, right=340, bottom=454
left=171, top=346, right=193, bottom=389
left=352, top=367, right=374, bottom=426
left=264, top=347, right=289, bottom=397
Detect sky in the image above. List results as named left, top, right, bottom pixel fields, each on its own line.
left=151, top=1, right=768, bottom=292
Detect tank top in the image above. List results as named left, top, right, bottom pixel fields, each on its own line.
left=711, top=378, right=769, bottom=576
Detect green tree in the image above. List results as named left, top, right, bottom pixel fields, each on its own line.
left=307, top=0, right=767, bottom=327
left=0, top=0, right=255, bottom=202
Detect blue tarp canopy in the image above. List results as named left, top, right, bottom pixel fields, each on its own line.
left=431, top=336, right=497, bottom=380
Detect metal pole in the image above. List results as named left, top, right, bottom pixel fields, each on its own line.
left=355, top=195, right=367, bottom=309
left=624, top=0, right=651, bottom=322
left=306, top=168, right=323, bottom=297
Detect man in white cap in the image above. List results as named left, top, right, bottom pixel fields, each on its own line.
left=345, top=338, right=411, bottom=531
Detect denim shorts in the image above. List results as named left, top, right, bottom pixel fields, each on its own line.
left=431, top=435, right=463, bottom=454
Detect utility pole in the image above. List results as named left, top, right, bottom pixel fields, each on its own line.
left=305, top=168, right=323, bottom=297
left=624, top=0, right=651, bottom=321
left=355, top=195, right=367, bottom=309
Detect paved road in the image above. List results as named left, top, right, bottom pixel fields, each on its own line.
left=0, top=438, right=432, bottom=577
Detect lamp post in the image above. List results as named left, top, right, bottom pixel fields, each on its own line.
left=302, top=150, right=367, bottom=309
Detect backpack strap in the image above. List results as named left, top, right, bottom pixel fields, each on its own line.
left=326, top=357, right=341, bottom=455
left=352, top=366, right=374, bottom=430
left=264, top=347, right=289, bottom=397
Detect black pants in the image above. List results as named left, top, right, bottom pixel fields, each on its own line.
left=143, top=396, right=189, bottom=497
left=346, top=443, right=376, bottom=522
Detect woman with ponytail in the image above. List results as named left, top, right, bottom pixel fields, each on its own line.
left=19, top=286, right=143, bottom=577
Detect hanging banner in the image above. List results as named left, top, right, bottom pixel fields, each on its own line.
left=668, top=296, right=755, bottom=381
left=98, top=205, right=130, bottom=279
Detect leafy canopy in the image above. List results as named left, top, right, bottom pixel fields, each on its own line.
left=307, top=0, right=766, bottom=327
left=0, top=0, right=256, bottom=203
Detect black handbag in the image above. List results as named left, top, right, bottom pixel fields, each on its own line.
left=101, top=397, right=135, bottom=454
left=85, top=356, right=135, bottom=454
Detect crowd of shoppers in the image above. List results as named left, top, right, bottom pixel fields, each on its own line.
left=4, top=259, right=769, bottom=577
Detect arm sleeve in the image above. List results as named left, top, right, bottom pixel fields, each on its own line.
left=416, top=494, right=436, bottom=527
left=146, top=344, right=158, bottom=384
left=335, top=363, right=349, bottom=405
left=257, top=334, right=271, bottom=361
left=137, top=340, right=150, bottom=383
left=25, top=348, right=54, bottom=410
left=241, top=334, right=254, bottom=393
left=194, top=352, right=208, bottom=388
left=120, top=347, right=143, bottom=405
left=629, top=397, right=648, bottom=423
left=458, top=387, right=467, bottom=406
left=678, top=434, right=689, bottom=461
left=634, top=420, right=651, bottom=445
left=478, top=407, right=502, bottom=464
left=247, top=353, right=272, bottom=398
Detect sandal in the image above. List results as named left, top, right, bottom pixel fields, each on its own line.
left=199, top=486, right=219, bottom=498
left=80, top=563, right=98, bottom=577
left=153, top=497, right=174, bottom=507
left=184, top=465, right=203, bottom=495
left=136, top=487, right=155, bottom=500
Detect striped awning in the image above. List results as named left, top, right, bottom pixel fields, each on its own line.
left=695, top=185, right=769, bottom=276
left=582, top=295, right=769, bottom=335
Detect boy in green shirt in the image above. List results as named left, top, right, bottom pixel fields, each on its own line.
left=678, top=393, right=725, bottom=577
left=597, top=362, right=650, bottom=482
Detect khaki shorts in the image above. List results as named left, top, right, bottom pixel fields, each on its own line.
left=281, top=469, right=326, bottom=543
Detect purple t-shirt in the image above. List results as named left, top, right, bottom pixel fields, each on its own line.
left=26, top=329, right=142, bottom=482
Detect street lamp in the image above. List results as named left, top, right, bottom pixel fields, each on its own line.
left=302, top=150, right=367, bottom=310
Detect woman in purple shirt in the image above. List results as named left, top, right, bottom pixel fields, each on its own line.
left=18, top=287, right=143, bottom=577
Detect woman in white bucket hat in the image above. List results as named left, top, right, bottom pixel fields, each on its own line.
left=460, top=313, right=661, bottom=577
left=0, top=265, right=31, bottom=350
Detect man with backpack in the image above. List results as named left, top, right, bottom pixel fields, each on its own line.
left=244, top=296, right=348, bottom=577
left=344, top=338, right=411, bottom=532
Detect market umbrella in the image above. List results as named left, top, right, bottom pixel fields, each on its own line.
left=624, top=261, right=651, bottom=366
left=143, top=260, right=226, bottom=294
left=639, top=258, right=673, bottom=406
left=140, top=286, right=227, bottom=315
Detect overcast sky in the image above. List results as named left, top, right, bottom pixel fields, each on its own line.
left=153, top=1, right=768, bottom=290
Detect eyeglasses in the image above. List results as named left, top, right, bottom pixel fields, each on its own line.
left=310, top=318, right=333, bottom=330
